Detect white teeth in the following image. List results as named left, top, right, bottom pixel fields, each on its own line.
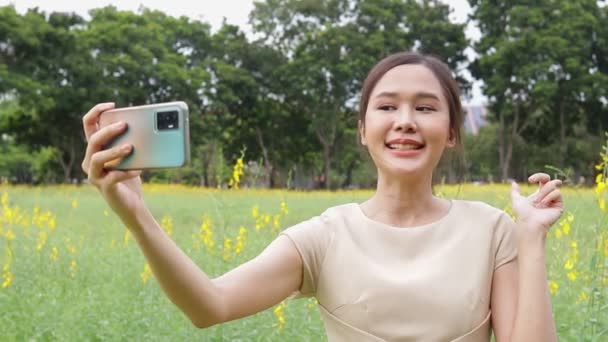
left=388, top=144, right=421, bottom=150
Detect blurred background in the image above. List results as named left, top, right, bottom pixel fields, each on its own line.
left=0, top=0, right=607, bottom=189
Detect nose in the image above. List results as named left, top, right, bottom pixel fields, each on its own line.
left=394, top=107, right=417, bottom=132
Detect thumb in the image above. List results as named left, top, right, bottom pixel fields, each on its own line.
left=510, top=181, right=520, bottom=202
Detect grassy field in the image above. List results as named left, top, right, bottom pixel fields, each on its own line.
left=0, top=183, right=607, bottom=341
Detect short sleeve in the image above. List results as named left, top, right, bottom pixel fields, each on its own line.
left=494, top=212, right=518, bottom=270
left=280, top=214, right=333, bottom=298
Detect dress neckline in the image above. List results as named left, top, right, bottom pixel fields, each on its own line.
left=351, top=199, right=456, bottom=231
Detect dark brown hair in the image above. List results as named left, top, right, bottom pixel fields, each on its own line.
left=359, top=52, right=463, bottom=147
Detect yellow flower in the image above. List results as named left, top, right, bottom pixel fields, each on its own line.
left=71, top=199, right=79, bottom=209
left=554, top=229, right=562, bottom=239
left=5, top=230, right=15, bottom=241
left=577, top=291, right=588, bottom=304
left=1, top=264, right=12, bottom=288
left=251, top=205, right=259, bottom=218
left=222, top=238, right=232, bottom=261
left=161, top=215, right=174, bottom=236
left=273, top=301, right=287, bottom=330
left=50, top=246, right=59, bottom=261
left=123, top=230, right=130, bottom=246
left=36, top=231, right=48, bottom=251
left=228, top=154, right=246, bottom=189
left=234, top=227, right=247, bottom=255
left=70, top=260, right=77, bottom=278
left=307, top=298, right=318, bottom=310
left=567, top=270, right=578, bottom=281
left=548, top=281, right=559, bottom=295
left=599, top=198, right=606, bottom=213
left=141, top=263, right=153, bottom=284
left=280, top=201, right=289, bottom=216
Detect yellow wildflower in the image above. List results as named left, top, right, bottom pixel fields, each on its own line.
left=577, top=291, right=588, bottom=304
left=567, top=270, right=578, bottom=281
left=273, top=301, right=287, bottom=331
left=201, top=216, right=215, bottom=253
left=123, top=230, right=130, bottom=246
left=161, top=215, right=174, bottom=236
left=141, top=263, right=153, bottom=284
left=251, top=205, right=259, bottom=218
left=36, top=231, right=48, bottom=251
left=5, top=230, right=15, bottom=241
left=549, top=281, right=559, bottom=295
left=222, top=238, right=232, bottom=261
left=234, top=227, right=247, bottom=255
left=228, top=151, right=246, bottom=189
left=554, top=229, right=562, bottom=239
left=70, top=260, right=77, bottom=278
left=50, top=246, right=59, bottom=261
left=71, top=199, right=78, bottom=209
left=1, top=264, right=12, bottom=288
left=280, top=201, right=289, bottom=216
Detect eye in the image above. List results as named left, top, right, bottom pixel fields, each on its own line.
left=378, top=105, right=397, bottom=111
left=416, top=105, right=436, bottom=112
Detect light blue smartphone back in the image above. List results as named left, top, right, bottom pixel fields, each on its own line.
left=99, top=101, right=190, bottom=170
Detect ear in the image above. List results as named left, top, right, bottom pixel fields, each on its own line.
left=358, top=120, right=367, bottom=146
left=446, top=129, right=457, bottom=148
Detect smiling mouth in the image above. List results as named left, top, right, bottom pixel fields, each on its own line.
left=385, top=143, right=425, bottom=151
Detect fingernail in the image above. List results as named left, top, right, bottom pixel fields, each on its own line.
left=122, top=144, right=132, bottom=152
left=116, top=121, right=126, bottom=128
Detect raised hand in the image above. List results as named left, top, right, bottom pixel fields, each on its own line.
left=509, top=173, right=564, bottom=235
left=81, top=103, right=145, bottom=227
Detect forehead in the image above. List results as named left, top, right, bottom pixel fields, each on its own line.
left=370, top=64, right=446, bottom=102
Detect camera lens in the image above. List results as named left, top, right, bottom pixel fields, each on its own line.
left=156, top=110, right=179, bottom=130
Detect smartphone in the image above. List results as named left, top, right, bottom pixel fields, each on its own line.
left=99, top=101, right=190, bottom=170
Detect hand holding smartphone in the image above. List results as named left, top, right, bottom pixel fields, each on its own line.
left=98, top=101, right=190, bottom=170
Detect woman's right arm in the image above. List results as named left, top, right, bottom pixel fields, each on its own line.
left=81, top=103, right=303, bottom=328
left=128, top=207, right=302, bottom=328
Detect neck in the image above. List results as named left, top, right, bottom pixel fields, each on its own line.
left=361, top=171, right=446, bottom=227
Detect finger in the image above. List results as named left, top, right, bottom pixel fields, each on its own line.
left=528, top=173, right=551, bottom=185
left=82, top=121, right=128, bottom=173
left=533, top=179, right=562, bottom=203
left=104, top=170, right=142, bottom=185
left=82, top=102, right=115, bottom=142
left=88, top=144, right=133, bottom=179
left=537, top=188, right=562, bottom=207
left=509, top=182, right=521, bottom=202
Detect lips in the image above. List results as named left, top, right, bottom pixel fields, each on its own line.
left=385, top=138, right=425, bottom=150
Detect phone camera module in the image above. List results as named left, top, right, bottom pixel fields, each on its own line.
left=156, top=110, right=179, bottom=130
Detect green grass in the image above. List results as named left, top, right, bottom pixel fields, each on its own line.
left=0, top=184, right=606, bottom=341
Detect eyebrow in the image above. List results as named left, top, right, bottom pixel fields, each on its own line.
left=374, top=91, right=441, bottom=101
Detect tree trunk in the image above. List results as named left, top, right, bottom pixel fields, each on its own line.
left=58, top=143, right=75, bottom=183
left=558, top=97, right=566, bottom=168
left=341, top=159, right=356, bottom=188
left=498, top=111, right=509, bottom=181
left=255, top=126, right=274, bottom=188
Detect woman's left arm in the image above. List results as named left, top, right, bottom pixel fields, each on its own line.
left=491, top=173, right=562, bottom=342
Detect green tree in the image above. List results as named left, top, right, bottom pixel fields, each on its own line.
left=252, top=0, right=468, bottom=188
left=470, top=0, right=608, bottom=181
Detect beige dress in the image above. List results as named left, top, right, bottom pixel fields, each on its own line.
left=281, top=200, right=518, bottom=342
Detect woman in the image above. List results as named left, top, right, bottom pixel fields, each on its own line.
left=81, top=52, right=562, bottom=341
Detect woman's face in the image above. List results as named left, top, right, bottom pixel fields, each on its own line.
left=359, top=64, right=455, bottom=179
